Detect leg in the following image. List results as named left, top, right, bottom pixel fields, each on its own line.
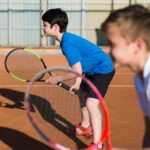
left=81, top=106, right=91, bottom=127
left=84, top=71, right=115, bottom=148
left=86, top=97, right=102, bottom=144
left=78, top=81, right=91, bottom=128
left=75, top=93, right=92, bottom=136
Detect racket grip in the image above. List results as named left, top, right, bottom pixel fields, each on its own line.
left=58, top=82, right=70, bottom=90
left=57, top=82, right=79, bottom=95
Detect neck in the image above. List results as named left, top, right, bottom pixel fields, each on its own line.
left=55, top=32, right=64, bottom=42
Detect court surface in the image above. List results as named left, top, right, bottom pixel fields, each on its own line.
left=0, top=47, right=148, bottom=149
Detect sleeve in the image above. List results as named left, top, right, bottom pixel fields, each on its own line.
left=62, top=45, right=81, bottom=67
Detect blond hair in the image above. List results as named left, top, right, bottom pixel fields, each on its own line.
left=102, top=4, right=150, bottom=50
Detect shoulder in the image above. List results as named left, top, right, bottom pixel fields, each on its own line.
left=62, top=32, right=78, bottom=40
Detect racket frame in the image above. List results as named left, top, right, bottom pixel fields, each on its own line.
left=24, top=66, right=112, bottom=150
left=4, top=48, right=74, bottom=92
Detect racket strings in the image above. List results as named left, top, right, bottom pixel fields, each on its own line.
left=25, top=67, right=111, bottom=149
left=6, top=50, right=45, bottom=81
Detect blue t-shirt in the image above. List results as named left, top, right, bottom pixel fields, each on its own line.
left=60, top=32, right=114, bottom=75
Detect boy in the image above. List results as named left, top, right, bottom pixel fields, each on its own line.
left=101, top=4, right=150, bottom=148
left=42, top=8, right=115, bottom=149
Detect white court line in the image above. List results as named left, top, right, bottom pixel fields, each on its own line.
left=109, top=85, right=134, bottom=87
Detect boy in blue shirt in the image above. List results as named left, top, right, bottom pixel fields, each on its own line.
left=42, top=8, right=115, bottom=149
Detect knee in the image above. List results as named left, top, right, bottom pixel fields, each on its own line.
left=86, top=98, right=99, bottom=110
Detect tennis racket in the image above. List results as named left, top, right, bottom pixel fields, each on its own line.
left=4, top=48, right=73, bottom=92
left=24, top=66, right=112, bottom=150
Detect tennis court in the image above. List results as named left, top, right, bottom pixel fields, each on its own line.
left=0, top=47, right=146, bottom=149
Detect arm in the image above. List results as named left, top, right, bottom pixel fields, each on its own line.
left=72, top=61, right=82, bottom=83
left=45, top=62, right=82, bottom=86
left=70, top=61, right=83, bottom=92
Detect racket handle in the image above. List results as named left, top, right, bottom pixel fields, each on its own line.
left=57, top=82, right=79, bottom=95
left=58, top=82, right=70, bottom=90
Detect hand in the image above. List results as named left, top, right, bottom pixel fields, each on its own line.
left=69, top=77, right=82, bottom=94
left=69, top=82, right=80, bottom=94
left=45, top=76, right=59, bottom=85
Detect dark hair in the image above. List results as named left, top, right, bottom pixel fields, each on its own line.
left=42, top=8, right=68, bottom=32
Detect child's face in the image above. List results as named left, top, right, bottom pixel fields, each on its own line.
left=106, top=26, right=137, bottom=67
left=43, top=21, right=56, bottom=37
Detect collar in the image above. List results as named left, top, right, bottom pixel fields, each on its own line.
left=143, top=54, right=150, bottom=78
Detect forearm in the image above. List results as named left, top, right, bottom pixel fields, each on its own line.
left=52, top=62, right=83, bottom=83
left=72, top=62, right=82, bottom=75
left=56, top=72, right=78, bottom=82
left=72, top=62, right=83, bottom=85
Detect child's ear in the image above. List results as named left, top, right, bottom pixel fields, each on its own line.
left=132, top=38, right=145, bottom=55
left=136, top=37, right=145, bottom=50
left=53, top=24, right=59, bottom=31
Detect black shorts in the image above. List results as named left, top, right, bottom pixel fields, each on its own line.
left=80, top=70, right=115, bottom=99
